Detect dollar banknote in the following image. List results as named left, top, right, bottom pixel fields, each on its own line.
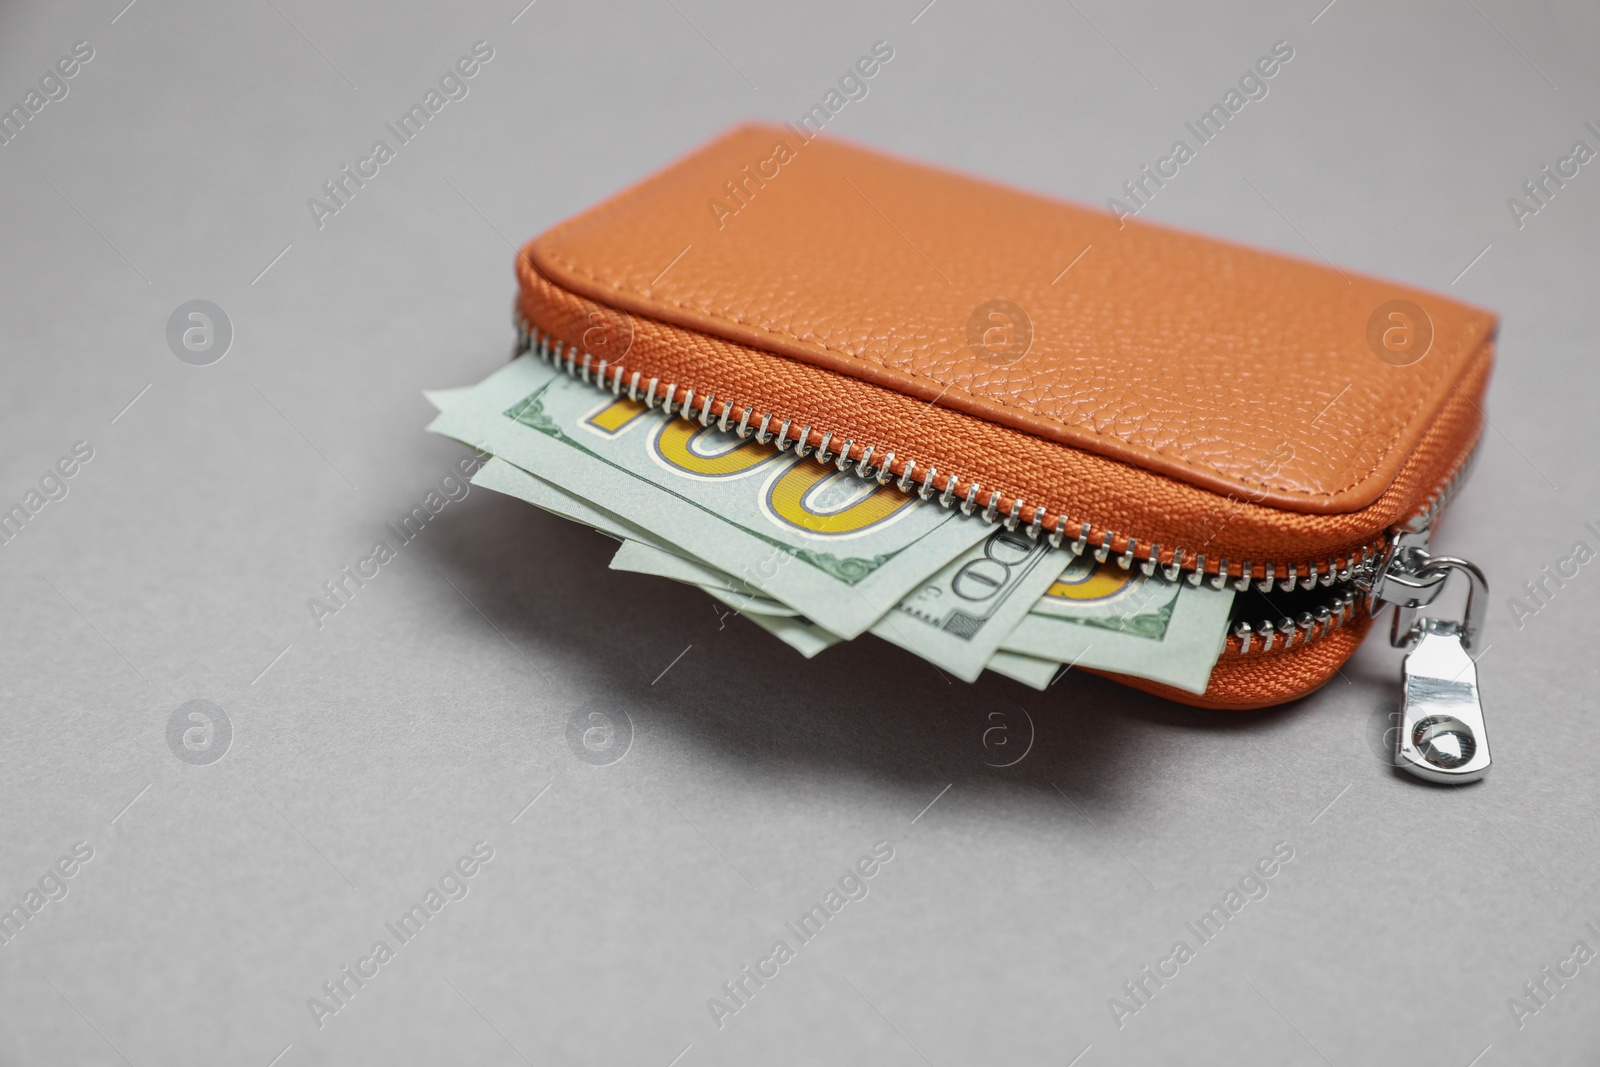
left=998, top=555, right=1234, bottom=694
left=604, top=520, right=1232, bottom=692
left=746, top=614, right=842, bottom=658
left=428, top=356, right=990, bottom=638
left=985, top=650, right=1064, bottom=689
left=472, top=450, right=821, bottom=619
left=530, top=469, right=1236, bottom=691
left=700, top=587, right=802, bottom=617
left=471, top=455, right=647, bottom=543
left=428, top=361, right=1238, bottom=691
left=870, top=526, right=1072, bottom=683
left=704, top=588, right=844, bottom=655
left=609, top=537, right=762, bottom=598
left=423, top=386, right=475, bottom=414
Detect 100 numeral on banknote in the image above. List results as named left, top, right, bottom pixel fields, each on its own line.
left=427, top=357, right=989, bottom=638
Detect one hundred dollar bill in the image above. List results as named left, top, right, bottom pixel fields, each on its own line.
left=431, top=364, right=1236, bottom=690
left=423, top=386, right=475, bottom=414
left=571, top=479, right=1235, bottom=693
left=477, top=454, right=825, bottom=658
left=428, top=357, right=990, bottom=638
left=603, top=522, right=1062, bottom=672
left=703, top=588, right=842, bottom=658
left=985, top=650, right=1064, bottom=689
left=610, top=537, right=761, bottom=598
left=696, top=583, right=801, bottom=618
left=998, top=555, right=1235, bottom=694
left=471, top=455, right=644, bottom=541
left=870, top=526, right=1072, bottom=683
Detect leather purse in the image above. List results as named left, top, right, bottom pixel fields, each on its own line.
left=510, top=123, right=1496, bottom=778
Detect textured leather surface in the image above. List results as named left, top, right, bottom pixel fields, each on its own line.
left=532, top=123, right=1497, bottom=515
left=517, top=259, right=1485, bottom=576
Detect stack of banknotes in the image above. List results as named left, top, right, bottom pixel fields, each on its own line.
left=426, top=355, right=1237, bottom=693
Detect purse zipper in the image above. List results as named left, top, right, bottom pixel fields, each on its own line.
left=1358, top=527, right=1491, bottom=784
left=515, top=315, right=1490, bottom=780
left=513, top=316, right=1467, bottom=587
left=1225, top=446, right=1476, bottom=657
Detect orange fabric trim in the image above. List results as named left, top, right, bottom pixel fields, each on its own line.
left=1094, top=612, right=1374, bottom=710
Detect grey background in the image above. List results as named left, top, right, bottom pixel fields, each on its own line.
left=1, top=0, right=1596, bottom=1063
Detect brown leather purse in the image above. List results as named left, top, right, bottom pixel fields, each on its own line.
left=510, top=123, right=1495, bottom=781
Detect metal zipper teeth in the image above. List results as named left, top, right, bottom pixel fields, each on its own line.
left=1222, top=451, right=1481, bottom=657
left=1402, top=437, right=1476, bottom=536
left=1227, top=589, right=1362, bottom=656
left=516, top=319, right=1392, bottom=592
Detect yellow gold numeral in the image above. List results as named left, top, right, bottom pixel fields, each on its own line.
left=765, top=463, right=915, bottom=534
left=652, top=418, right=777, bottom=477
left=1044, top=560, right=1134, bottom=601
left=584, top=398, right=650, bottom=436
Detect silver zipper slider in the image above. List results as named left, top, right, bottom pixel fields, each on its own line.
left=1366, top=531, right=1491, bottom=785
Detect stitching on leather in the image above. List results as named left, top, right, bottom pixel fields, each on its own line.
left=528, top=224, right=1486, bottom=502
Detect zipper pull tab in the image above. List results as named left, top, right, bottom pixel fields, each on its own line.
left=1367, top=533, right=1491, bottom=785
left=1398, top=619, right=1490, bottom=783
